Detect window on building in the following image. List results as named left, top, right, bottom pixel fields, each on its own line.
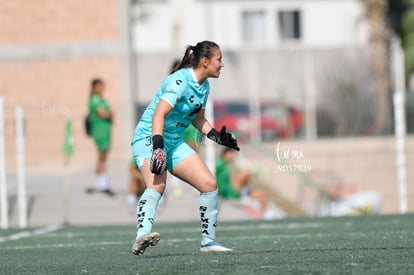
left=242, top=10, right=266, bottom=45
left=278, top=10, right=301, bottom=40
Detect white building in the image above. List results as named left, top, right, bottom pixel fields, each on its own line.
left=133, top=0, right=368, bottom=52
left=132, top=0, right=374, bottom=139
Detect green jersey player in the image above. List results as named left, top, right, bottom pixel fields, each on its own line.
left=87, top=78, right=115, bottom=197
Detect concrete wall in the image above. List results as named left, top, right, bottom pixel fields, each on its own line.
left=0, top=0, right=126, bottom=173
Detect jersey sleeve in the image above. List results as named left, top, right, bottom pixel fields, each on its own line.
left=89, top=95, right=100, bottom=113
left=160, top=72, right=187, bottom=108
left=91, top=95, right=111, bottom=113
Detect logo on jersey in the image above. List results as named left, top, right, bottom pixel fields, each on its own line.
left=189, top=104, right=202, bottom=116
left=189, top=95, right=195, bottom=103
left=165, top=89, right=176, bottom=94
left=176, top=79, right=183, bottom=85
left=188, top=95, right=202, bottom=116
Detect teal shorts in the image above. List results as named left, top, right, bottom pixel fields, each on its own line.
left=131, top=135, right=196, bottom=172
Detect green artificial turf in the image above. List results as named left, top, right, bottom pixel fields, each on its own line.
left=0, top=214, right=413, bottom=274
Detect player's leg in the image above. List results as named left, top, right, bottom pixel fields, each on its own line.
left=171, top=144, right=232, bottom=252
left=131, top=159, right=166, bottom=255
left=231, top=169, right=250, bottom=191
left=131, top=138, right=166, bottom=255
left=86, top=150, right=109, bottom=194
left=249, top=189, right=268, bottom=213
left=96, top=151, right=107, bottom=186
left=88, top=136, right=115, bottom=196
left=135, top=168, right=146, bottom=197
left=172, top=153, right=215, bottom=192
left=127, top=164, right=143, bottom=209
left=96, top=151, right=115, bottom=196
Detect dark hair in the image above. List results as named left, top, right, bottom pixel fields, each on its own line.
left=169, top=59, right=181, bottom=74
left=175, top=41, right=220, bottom=71
left=91, top=78, right=103, bottom=90
left=90, top=78, right=103, bottom=93
left=221, top=147, right=235, bottom=156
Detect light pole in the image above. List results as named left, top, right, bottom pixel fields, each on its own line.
left=119, top=0, right=138, bottom=158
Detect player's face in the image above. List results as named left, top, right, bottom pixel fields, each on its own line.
left=94, top=82, right=105, bottom=94
left=224, top=150, right=236, bottom=162
left=206, top=48, right=224, bottom=78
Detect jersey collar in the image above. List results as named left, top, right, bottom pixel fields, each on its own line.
left=189, top=68, right=201, bottom=87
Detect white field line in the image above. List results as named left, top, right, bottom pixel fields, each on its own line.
left=0, top=222, right=325, bottom=251
left=0, top=241, right=126, bottom=251
left=0, top=224, right=61, bottom=243
left=0, top=233, right=317, bottom=251
left=40, top=222, right=323, bottom=238
left=218, top=222, right=323, bottom=231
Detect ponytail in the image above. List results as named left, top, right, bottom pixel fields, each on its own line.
left=174, top=41, right=219, bottom=72
left=174, top=45, right=194, bottom=72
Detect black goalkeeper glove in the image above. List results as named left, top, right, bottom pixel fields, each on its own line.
left=150, top=135, right=167, bottom=175
left=207, top=126, right=240, bottom=151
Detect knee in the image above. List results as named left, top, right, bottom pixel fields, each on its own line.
left=250, top=189, right=267, bottom=200
left=237, top=169, right=250, bottom=180
left=204, top=175, right=217, bottom=193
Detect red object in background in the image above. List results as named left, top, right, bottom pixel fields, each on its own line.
left=213, top=101, right=303, bottom=142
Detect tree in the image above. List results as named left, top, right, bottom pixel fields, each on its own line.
left=365, top=0, right=392, bottom=133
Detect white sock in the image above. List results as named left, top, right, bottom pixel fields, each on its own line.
left=199, top=189, right=219, bottom=245
left=240, top=187, right=249, bottom=198
left=96, top=173, right=110, bottom=191
left=136, top=189, right=161, bottom=240
left=127, top=194, right=138, bottom=207
left=263, top=210, right=276, bottom=220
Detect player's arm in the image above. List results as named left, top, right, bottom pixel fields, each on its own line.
left=194, top=109, right=240, bottom=151
left=154, top=73, right=185, bottom=136
left=96, top=107, right=112, bottom=121
left=91, top=97, right=112, bottom=121
left=152, top=99, right=172, bottom=136
left=192, top=109, right=213, bottom=135
left=150, top=99, right=172, bottom=175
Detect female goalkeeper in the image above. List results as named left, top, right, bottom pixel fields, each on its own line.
left=131, top=40, right=239, bottom=256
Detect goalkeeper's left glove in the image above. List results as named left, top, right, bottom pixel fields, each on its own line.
left=207, top=126, right=240, bottom=151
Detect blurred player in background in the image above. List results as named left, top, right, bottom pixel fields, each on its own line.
left=127, top=158, right=146, bottom=210
left=216, top=147, right=277, bottom=220
left=131, top=41, right=239, bottom=256
left=86, top=78, right=116, bottom=197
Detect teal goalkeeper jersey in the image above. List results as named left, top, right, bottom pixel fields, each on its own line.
left=133, top=68, right=210, bottom=144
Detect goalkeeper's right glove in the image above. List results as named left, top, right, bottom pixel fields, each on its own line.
left=150, top=135, right=167, bottom=175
